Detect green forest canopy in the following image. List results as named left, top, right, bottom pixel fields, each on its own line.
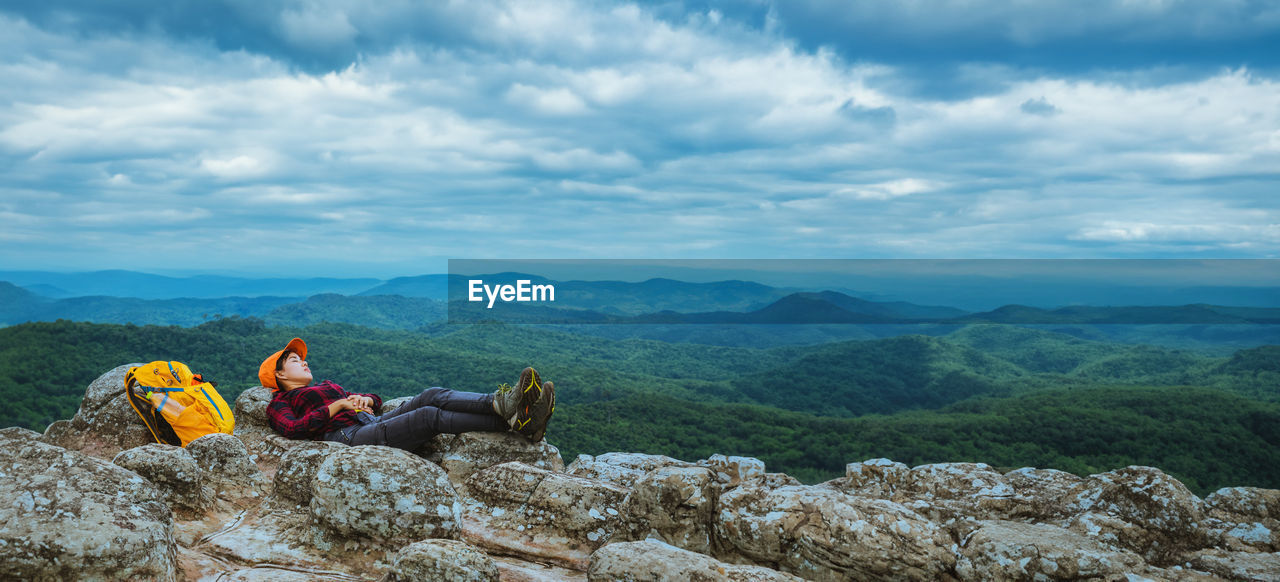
left=1, top=318, right=1276, bottom=496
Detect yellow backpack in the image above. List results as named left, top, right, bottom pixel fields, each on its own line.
left=125, top=361, right=235, bottom=447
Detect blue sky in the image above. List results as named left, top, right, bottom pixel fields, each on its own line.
left=2, top=0, right=1278, bottom=278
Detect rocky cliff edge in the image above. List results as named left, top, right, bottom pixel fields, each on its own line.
left=3, top=364, right=1279, bottom=581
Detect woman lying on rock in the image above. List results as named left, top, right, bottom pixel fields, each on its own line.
left=259, top=337, right=554, bottom=450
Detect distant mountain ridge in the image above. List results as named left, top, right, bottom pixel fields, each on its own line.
left=0, top=282, right=298, bottom=327
left=4, top=271, right=1279, bottom=330
left=0, top=270, right=383, bottom=299
left=450, top=289, right=1280, bottom=325
left=7, top=267, right=1280, bottom=310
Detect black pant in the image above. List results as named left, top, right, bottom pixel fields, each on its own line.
left=330, top=387, right=507, bottom=451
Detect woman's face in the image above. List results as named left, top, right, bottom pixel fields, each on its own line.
left=275, top=352, right=313, bottom=390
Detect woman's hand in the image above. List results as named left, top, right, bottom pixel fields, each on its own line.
left=347, top=394, right=374, bottom=411
left=327, top=398, right=356, bottom=417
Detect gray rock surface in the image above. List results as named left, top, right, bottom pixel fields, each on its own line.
left=715, top=478, right=955, bottom=581
left=16, top=365, right=1280, bottom=582
left=900, top=461, right=1017, bottom=522
left=0, top=428, right=177, bottom=581
left=187, top=432, right=268, bottom=504
left=310, top=445, right=461, bottom=544
left=1205, top=517, right=1279, bottom=552
left=231, top=386, right=278, bottom=460
left=838, top=457, right=911, bottom=498
left=1187, top=548, right=1280, bottom=581
left=380, top=396, right=412, bottom=415
left=697, top=454, right=766, bottom=487
left=438, top=431, right=565, bottom=489
left=113, top=443, right=212, bottom=512
left=1062, top=465, right=1209, bottom=563
left=1004, top=466, right=1086, bottom=520
left=1206, top=487, right=1280, bottom=522
left=623, top=466, right=717, bottom=553
left=464, top=461, right=630, bottom=568
left=566, top=452, right=694, bottom=489
left=389, top=539, right=500, bottom=582
left=271, top=440, right=345, bottom=507
left=955, top=519, right=1147, bottom=580
left=588, top=539, right=804, bottom=582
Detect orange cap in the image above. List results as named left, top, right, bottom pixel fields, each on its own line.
left=259, top=337, right=307, bottom=390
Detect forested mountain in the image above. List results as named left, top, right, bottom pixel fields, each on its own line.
left=0, top=283, right=299, bottom=327
left=731, top=335, right=1025, bottom=416
left=264, top=294, right=447, bottom=329
left=2, top=318, right=1277, bottom=496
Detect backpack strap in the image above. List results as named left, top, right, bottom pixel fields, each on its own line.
left=198, top=384, right=227, bottom=421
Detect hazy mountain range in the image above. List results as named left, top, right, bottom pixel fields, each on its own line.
left=2, top=270, right=1278, bottom=332
left=5, top=269, right=1278, bottom=310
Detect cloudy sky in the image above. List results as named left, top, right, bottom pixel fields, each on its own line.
left=3, top=0, right=1279, bottom=277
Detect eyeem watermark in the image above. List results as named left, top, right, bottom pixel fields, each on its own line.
left=449, top=258, right=1280, bottom=324
left=468, top=279, right=556, bottom=309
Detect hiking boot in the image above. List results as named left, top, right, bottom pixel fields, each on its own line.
left=518, top=380, right=555, bottom=443
left=493, top=367, right=543, bottom=430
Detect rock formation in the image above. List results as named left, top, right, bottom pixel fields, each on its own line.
left=1, top=365, right=1278, bottom=581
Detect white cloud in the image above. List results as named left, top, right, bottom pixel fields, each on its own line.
left=776, top=0, right=1280, bottom=44
left=531, top=148, right=640, bottom=172
left=836, top=178, right=941, bottom=201
left=201, top=155, right=271, bottom=179
left=506, top=83, right=590, bottom=115
left=1, top=2, right=1278, bottom=272
left=1071, top=222, right=1280, bottom=243
left=278, top=7, right=358, bottom=50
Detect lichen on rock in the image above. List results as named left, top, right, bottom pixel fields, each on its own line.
left=389, top=539, right=499, bottom=582
left=112, top=443, right=212, bottom=513
left=309, top=445, right=461, bottom=544
left=0, top=427, right=177, bottom=581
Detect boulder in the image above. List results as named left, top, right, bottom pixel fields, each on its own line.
left=1186, top=549, right=1280, bottom=581
left=899, top=462, right=1017, bottom=522
left=464, top=461, right=630, bottom=568
left=1203, top=517, right=1279, bottom=553
left=192, top=505, right=363, bottom=575
left=1206, top=487, right=1280, bottom=522
left=588, top=539, right=803, bottom=582
left=0, top=426, right=41, bottom=441
left=270, top=440, right=345, bottom=507
left=623, top=466, right=717, bottom=554
left=231, top=386, right=286, bottom=470
left=715, top=478, right=955, bottom=581
left=380, top=396, right=413, bottom=415
left=697, top=454, right=766, bottom=487
left=41, top=363, right=153, bottom=459
left=1003, top=466, right=1086, bottom=520
left=1062, top=466, right=1209, bottom=563
left=566, top=452, right=694, bottom=489
left=112, top=443, right=212, bottom=512
left=1138, top=565, right=1229, bottom=581
left=310, top=445, right=461, bottom=544
left=233, top=386, right=274, bottom=426
left=955, top=519, right=1147, bottom=580
left=437, top=431, right=565, bottom=489
left=389, top=539, right=499, bottom=582
left=187, top=432, right=268, bottom=504
left=0, top=428, right=177, bottom=581
left=836, top=457, right=911, bottom=498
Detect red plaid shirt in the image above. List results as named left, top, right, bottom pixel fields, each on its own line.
left=265, top=380, right=383, bottom=440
